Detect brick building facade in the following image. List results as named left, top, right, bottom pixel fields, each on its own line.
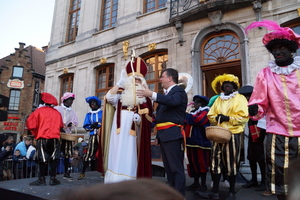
left=0, top=42, right=46, bottom=143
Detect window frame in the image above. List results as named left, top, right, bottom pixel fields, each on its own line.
left=8, top=89, right=21, bottom=112
left=144, top=0, right=167, bottom=13
left=100, top=0, right=118, bottom=30
left=12, top=66, right=24, bottom=79
left=143, top=51, right=168, bottom=95
left=66, top=0, right=81, bottom=43
left=96, top=64, right=115, bottom=102
left=60, top=74, right=74, bottom=101
left=290, top=23, right=300, bottom=56
left=200, top=31, right=242, bottom=98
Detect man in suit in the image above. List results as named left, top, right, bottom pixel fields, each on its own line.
left=137, top=68, right=188, bottom=196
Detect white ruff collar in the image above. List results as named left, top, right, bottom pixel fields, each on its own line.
left=89, top=108, right=101, bottom=114
left=199, top=106, right=210, bottom=111
left=220, top=91, right=238, bottom=100
left=269, top=56, right=300, bottom=75
left=61, top=103, right=72, bottom=111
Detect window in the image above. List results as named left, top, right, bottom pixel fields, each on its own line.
left=201, top=32, right=241, bottom=98
left=8, top=90, right=21, bottom=111
left=100, top=0, right=118, bottom=30
left=60, top=74, right=74, bottom=98
left=66, top=0, right=81, bottom=43
left=96, top=65, right=114, bottom=101
left=144, top=52, right=168, bottom=95
left=144, top=0, right=167, bottom=13
left=291, top=25, right=300, bottom=56
left=12, top=66, right=23, bottom=78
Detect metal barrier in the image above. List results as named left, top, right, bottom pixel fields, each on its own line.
left=2, top=158, right=97, bottom=181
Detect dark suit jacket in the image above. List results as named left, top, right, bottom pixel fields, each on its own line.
left=155, top=85, right=187, bottom=142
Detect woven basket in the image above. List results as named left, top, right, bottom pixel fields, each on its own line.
left=60, top=126, right=78, bottom=142
left=60, top=133, right=77, bottom=142
left=206, top=117, right=232, bottom=143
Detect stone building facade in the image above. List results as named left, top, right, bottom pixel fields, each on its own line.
left=0, top=43, right=46, bottom=143
left=45, top=0, right=300, bottom=161
left=45, top=0, right=300, bottom=124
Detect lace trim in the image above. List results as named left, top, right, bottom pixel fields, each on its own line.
left=199, top=106, right=210, bottom=111
left=220, top=91, right=238, bottom=100
left=61, top=103, right=72, bottom=111
left=269, top=56, right=300, bottom=75
left=89, top=108, right=101, bottom=114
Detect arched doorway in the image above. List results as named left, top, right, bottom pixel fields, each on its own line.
left=201, top=32, right=242, bottom=98
left=191, top=21, right=249, bottom=97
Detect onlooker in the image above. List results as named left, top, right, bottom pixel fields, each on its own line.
left=4, top=136, right=16, bottom=156
left=26, top=139, right=36, bottom=178
left=0, top=134, right=12, bottom=181
left=14, top=136, right=32, bottom=157
left=184, top=95, right=211, bottom=192
left=72, top=137, right=84, bottom=173
left=26, top=92, right=63, bottom=186
left=12, top=149, right=24, bottom=179
left=55, top=92, right=79, bottom=180
left=239, top=85, right=266, bottom=192
left=103, top=57, right=153, bottom=183
left=78, top=96, right=102, bottom=180
left=137, top=68, right=188, bottom=196
left=14, top=136, right=33, bottom=178
left=198, top=74, right=249, bottom=200
left=246, top=20, right=300, bottom=200
left=2, top=135, right=15, bottom=181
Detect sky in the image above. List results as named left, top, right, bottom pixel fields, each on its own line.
left=0, top=0, right=55, bottom=58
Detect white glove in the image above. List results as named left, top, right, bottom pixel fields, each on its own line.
left=133, top=113, right=141, bottom=122
left=116, top=69, right=127, bottom=87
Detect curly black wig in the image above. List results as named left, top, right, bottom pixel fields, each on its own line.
left=265, top=38, right=298, bottom=53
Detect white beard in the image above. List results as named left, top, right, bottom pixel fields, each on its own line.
left=120, top=76, right=147, bottom=108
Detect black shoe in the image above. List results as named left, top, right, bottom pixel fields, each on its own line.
left=198, top=185, right=208, bottom=192
left=29, top=177, right=46, bottom=186
left=49, top=177, right=60, bottom=186
left=188, top=182, right=200, bottom=188
left=196, top=191, right=219, bottom=199
left=63, top=173, right=73, bottom=179
left=255, top=183, right=266, bottom=191
left=226, top=192, right=236, bottom=200
left=242, top=181, right=258, bottom=188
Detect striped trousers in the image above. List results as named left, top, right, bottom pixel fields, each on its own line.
left=265, top=133, right=300, bottom=196
left=210, top=133, right=242, bottom=176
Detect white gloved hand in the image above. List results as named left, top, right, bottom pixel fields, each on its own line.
left=116, top=69, right=127, bottom=87
left=133, top=113, right=141, bottom=122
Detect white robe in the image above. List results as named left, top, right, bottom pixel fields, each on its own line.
left=104, top=92, right=137, bottom=183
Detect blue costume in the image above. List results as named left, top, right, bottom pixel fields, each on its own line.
left=78, top=96, right=102, bottom=180
left=83, top=109, right=103, bottom=135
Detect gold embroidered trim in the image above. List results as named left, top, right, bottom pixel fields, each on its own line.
left=138, top=108, right=149, bottom=115
left=281, top=75, right=293, bottom=136
left=145, top=114, right=152, bottom=122
left=271, top=134, right=276, bottom=193
left=284, top=136, right=289, bottom=194
left=106, top=169, right=136, bottom=179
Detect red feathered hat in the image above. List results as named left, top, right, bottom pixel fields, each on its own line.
left=126, top=57, right=148, bottom=78
left=41, top=92, right=58, bottom=106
